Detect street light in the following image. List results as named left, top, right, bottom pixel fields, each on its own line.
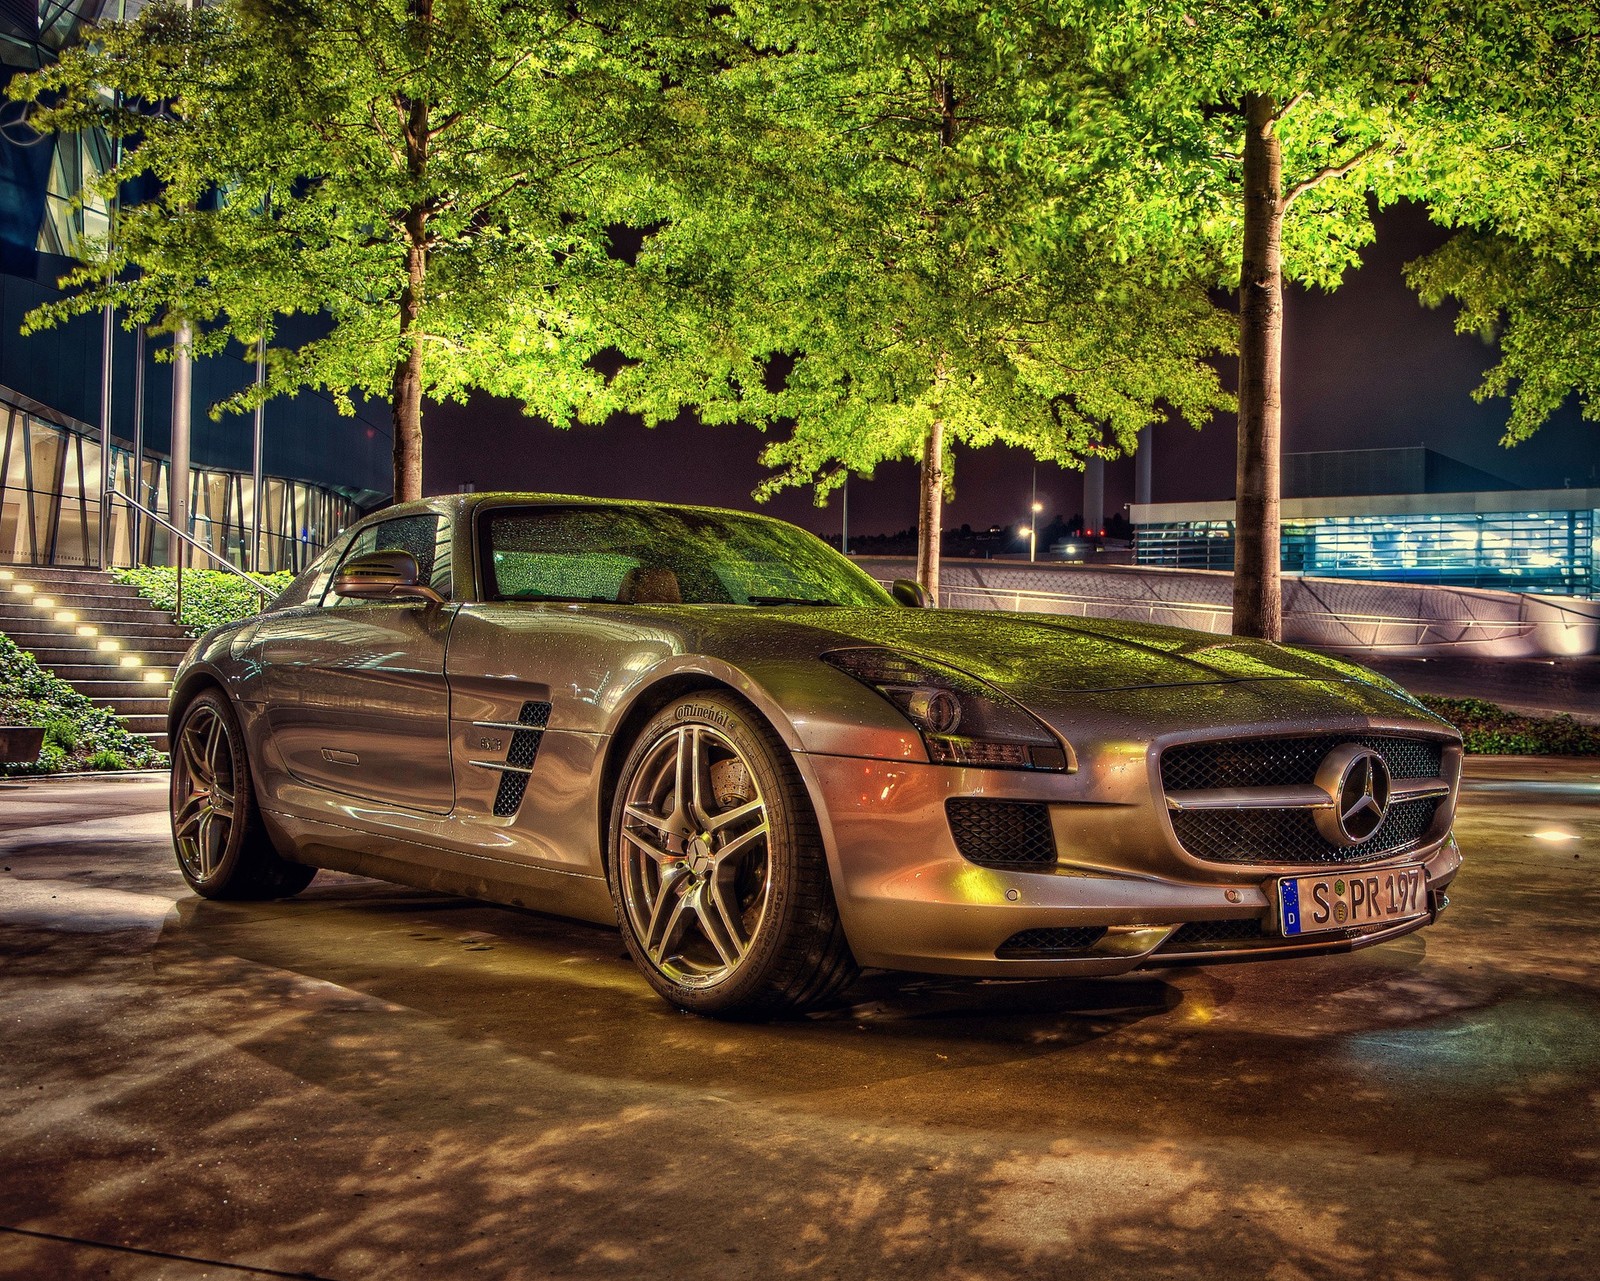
left=1028, top=501, right=1043, bottom=563
left=1019, top=523, right=1036, bottom=561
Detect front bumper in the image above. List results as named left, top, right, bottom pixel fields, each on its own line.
left=796, top=753, right=1462, bottom=978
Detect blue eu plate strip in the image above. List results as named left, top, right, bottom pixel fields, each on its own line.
left=1280, top=879, right=1302, bottom=936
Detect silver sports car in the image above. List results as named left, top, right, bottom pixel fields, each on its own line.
left=168, top=493, right=1463, bottom=1016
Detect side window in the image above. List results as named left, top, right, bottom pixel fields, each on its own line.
left=323, top=514, right=451, bottom=606
left=268, top=534, right=350, bottom=609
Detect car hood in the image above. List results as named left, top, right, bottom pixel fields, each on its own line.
left=753, top=607, right=1412, bottom=700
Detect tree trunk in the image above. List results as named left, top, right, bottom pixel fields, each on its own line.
left=391, top=226, right=426, bottom=503
left=390, top=0, right=432, bottom=504
left=916, top=414, right=945, bottom=602
left=1233, top=91, right=1285, bottom=641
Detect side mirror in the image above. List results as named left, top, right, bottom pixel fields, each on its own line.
left=891, top=578, right=933, bottom=608
left=333, top=550, right=443, bottom=604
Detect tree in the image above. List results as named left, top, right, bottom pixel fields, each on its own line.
left=1403, top=9, right=1600, bottom=445
left=1008, top=0, right=1571, bottom=638
left=614, top=1, right=1234, bottom=600
left=11, top=0, right=699, bottom=502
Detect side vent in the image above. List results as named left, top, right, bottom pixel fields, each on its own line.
left=492, top=701, right=552, bottom=817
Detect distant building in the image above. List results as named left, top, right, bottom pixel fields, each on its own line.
left=1133, top=447, right=1597, bottom=599
left=0, top=2, right=391, bottom=570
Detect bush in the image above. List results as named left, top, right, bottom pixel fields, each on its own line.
left=1415, top=696, right=1600, bottom=756
left=0, top=633, right=165, bottom=775
left=111, top=565, right=294, bottom=633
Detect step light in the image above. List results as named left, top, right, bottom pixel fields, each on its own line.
left=119, top=655, right=142, bottom=668
left=53, top=611, right=77, bottom=623
left=74, top=625, right=96, bottom=636
left=142, top=670, right=166, bottom=683
left=11, top=582, right=32, bottom=594
left=96, top=639, right=120, bottom=652
left=34, top=596, right=54, bottom=608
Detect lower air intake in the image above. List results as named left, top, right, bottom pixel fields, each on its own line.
left=946, top=799, right=1057, bottom=870
left=995, top=926, right=1108, bottom=957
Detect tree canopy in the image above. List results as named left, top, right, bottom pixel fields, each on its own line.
left=1404, top=4, right=1600, bottom=444
left=617, top=0, right=1236, bottom=594
left=12, top=0, right=710, bottom=500
left=11, top=0, right=1596, bottom=626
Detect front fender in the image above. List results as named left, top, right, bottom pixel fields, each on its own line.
left=606, top=654, right=927, bottom=765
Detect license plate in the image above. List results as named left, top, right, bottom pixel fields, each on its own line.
left=1278, top=865, right=1429, bottom=937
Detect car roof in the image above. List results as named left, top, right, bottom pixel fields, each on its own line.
left=368, top=492, right=796, bottom=528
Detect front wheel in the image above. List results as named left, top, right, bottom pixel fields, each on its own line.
left=170, top=689, right=315, bottom=901
left=608, top=694, right=857, bottom=1018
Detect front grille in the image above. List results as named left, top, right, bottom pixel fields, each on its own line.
left=946, top=799, right=1057, bottom=870
left=1161, top=735, right=1444, bottom=793
left=1160, top=733, right=1449, bottom=867
left=996, top=926, right=1108, bottom=957
left=1170, top=796, right=1441, bottom=865
left=492, top=701, right=552, bottom=817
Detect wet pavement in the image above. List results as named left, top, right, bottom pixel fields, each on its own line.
left=1, top=761, right=1596, bottom=1281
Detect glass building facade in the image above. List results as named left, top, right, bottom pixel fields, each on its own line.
left=1135, top=498, right=1600, bottom=599
left=0, top=1, right=392, bottom=571
left=0, top=388, right=365, bottom=571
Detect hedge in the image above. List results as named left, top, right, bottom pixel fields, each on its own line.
left=0, top=633, right=166, bottom=775
left=1415, top=696, right=1600, bottom=756
left=111, top=565, right=294, bottom=633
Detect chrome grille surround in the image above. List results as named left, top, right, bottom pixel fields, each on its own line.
left=1160, top=732, right=1457, bottom=868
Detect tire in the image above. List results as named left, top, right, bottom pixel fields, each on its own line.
left=607, top=693, right=858, bottom=1018
left=170, top=689, right=316, bottom=901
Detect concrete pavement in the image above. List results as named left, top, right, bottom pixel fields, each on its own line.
left=1, top=761, right=1597, bottom=1280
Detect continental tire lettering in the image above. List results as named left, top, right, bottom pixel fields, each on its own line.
left=675, top=703, right=731, bottom=729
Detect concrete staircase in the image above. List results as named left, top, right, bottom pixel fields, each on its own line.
left=0, top=565, right=192, bottom=752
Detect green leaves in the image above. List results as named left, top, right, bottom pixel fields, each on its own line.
left=9, top=0, right=701, bottom=479
left=613, top=0, right=1236, bottom=502
left=0, top=634, right=166, bottom=775
left=110, top=566, right=294, bottom=633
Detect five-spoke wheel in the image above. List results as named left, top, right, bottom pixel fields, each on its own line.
left=609, top=694, right=857, bottom=1017
left=618, top=721, right=773, bottom=986
left=169, top=689, right=316, bottom=900
left=172, top=699, right=238, bottom=884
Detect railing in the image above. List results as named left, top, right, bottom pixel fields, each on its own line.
left=933, top=582, right=1539, bottom=650
left=106, top=490, right=271, bottom=620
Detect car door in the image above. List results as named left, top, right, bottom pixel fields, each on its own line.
left=258, top=511, right=458, bottom=815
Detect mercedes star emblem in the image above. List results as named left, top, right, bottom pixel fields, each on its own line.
left=1313, top=745, right=1393, bottom=847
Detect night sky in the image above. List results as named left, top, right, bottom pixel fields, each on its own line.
left=425, top=201, right=1599, bottom=538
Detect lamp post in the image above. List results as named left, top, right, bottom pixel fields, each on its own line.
left=1029, top=501, right=1043, bottom=562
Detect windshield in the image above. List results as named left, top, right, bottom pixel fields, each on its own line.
left=479, top=503, right=894, bottom=607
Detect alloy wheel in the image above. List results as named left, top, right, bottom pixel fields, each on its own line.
left=618, top=724, right=773, bottom=988
left=172, top=702, right=237, bottom=883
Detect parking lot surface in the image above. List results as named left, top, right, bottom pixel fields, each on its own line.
left=1, top=758, right=1596, bottom=1280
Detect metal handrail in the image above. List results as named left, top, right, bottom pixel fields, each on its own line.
left=106, top=489, right=270, bottom=620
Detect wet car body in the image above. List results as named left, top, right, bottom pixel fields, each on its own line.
left=169, top=493, right=1463, bottom=1006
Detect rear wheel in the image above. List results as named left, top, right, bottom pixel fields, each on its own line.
left=170, top=689, right=315, bottom=900
left=608, top=694, right=857, bottom=1017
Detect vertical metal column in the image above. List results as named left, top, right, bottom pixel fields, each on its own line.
left=1084, top=458, right=1105, bottom=539
left=131, top=324, right=145, bottom=564
left=251, top=337, right=265, bottom=572
left=840, top=473, right=848, bottom=556
left=97, top=301, right=114, bottom=568
left=1135, top=425, right=1153, bottom=506
left=169, top=322, right=193, bottom=568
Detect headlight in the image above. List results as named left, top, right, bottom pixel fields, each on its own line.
left=823, top=647, right=1072, bottom=771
